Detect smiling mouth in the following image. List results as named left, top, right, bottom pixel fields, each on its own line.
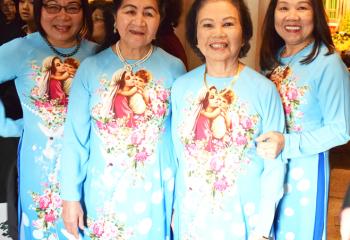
left=209, top=43, right=228, bottom=49
left=285, top=25, right=301, bottom=32
left=54, top=25, right=71, bottom=33
left=129, top=29, right=145, bottom=36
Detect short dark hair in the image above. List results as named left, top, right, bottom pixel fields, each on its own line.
left=186, top=0, right=253, bottom=61
left=112, top=0, right=167, bottom=45
left=259, top=0, right=334, bottom=71
left=34, top=0, right=92, bottom=40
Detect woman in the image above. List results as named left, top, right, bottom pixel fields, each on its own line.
left=258, top=0, right=350, bottom=239
left=89, top=0, right=117, bottom=52
left=60, top=0, right=186, bottom=239
left=171, top=0, right=285, bottom=239
left=0, top=0, right=23, bottom=44
left=18, top=0, right=36, bottom=34
left=0, top=0, right=96, bottom=238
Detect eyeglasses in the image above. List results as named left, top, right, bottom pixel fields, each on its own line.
left=42, top=3, right=82, bottom=14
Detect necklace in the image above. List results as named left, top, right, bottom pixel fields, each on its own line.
left=42, top=34, right=81, bottom=58
left=269, top=41, right=313, bottom=80
left=115, top=40, right=153, bottom=72
left=204, top=62, right=242, bottom=90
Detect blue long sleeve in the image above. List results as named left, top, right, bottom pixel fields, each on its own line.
left=255, top=80, right=286, bottom=237
left=282, top=53, right=350, bottom=159
left=60, top=61, right=92, bottom=201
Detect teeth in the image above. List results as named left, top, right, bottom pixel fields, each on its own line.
left=285, top=26, right=301, bottom=31
left=210, top=43, right=227, bottom=48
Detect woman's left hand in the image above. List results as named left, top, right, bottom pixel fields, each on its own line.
left=256, top=131, right=285, bottom=160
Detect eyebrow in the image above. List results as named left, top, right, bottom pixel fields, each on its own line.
left=121, top=4, right=158, bottom=12
left=199, top=16, right=238, bottom=24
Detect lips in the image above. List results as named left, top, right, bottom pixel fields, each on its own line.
left=209, top=42, right=228, bottom=49
left=54, top=25, right=71, bottom=33
left=129, top=29, right=145, bottom=35
left=284, top=25, right=301, bottom=32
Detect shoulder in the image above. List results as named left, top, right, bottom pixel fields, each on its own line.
left=172, top=65, right=204, bottom=92
left=241, top=65, right=276, bottom=90
left=153, top=46, right=185, bottom=69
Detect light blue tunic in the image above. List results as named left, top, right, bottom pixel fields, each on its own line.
left=0, top=32, right=96, bottom=239
left=171, top=64, right=286, bottom=240
left=270, top=43, right=350, bottom=240
left=60, top=47, right=186, bottom=240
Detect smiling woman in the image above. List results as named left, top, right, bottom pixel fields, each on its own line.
left=59, top=0, right=186, bottom=239
left=0, top=0, right=97, bottom=238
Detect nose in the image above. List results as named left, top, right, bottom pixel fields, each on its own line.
left=214, top=25, right=226, bottom=37
left=133, top=13, right=146, bottom=26
left=286, top=8, right=300, bottom=21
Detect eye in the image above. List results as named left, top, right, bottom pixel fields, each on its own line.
left=46, top=4, right=60, bottom=12
left=202, top=23, right=213, bottom=28
left=65, top=4, right=81, bottom=13
left=223, top=22, right=234, bottom=27
left=144, top=11, right=155, bottom=17
left=125, top=9, right=136, bottom=15
left=277, top=6, right=288, bottom=11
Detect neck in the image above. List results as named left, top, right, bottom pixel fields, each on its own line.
left=46, top=35, right=78, bottom=48
left=206, top=59, right=241, bottom=77
left=117, top=41, right=152, bottom=60
left=283, top=38, right=314, bottom=57
left=26, top=21, right=36, bottom=34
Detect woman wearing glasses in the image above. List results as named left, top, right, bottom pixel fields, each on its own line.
left=0, top=0, right=96, bottom=238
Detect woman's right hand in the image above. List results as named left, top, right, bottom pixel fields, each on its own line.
left=256, top=131, right=285, bottom=160
left=62, top=200, right=85, bottom=239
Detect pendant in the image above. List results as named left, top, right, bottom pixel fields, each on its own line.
left=124, top=64, right=132, bottom=72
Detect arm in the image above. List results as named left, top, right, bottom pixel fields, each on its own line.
left=54, top=72, right=70, bottom=81
left=200, top=108, right=221, bottom=119
left=0, top=39, right=23, bottom=136
left=118, top=86, right=138, bottom=96
left=254, top=83, right=286, bottom=238
left=282, top=57, right=350, bottom=158
left=60, top=62, right=92, bottom=237
left=0, top=100, right=23, bottom=137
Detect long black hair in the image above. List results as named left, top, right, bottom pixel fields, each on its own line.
left=259, top=0, right=334, bottom=71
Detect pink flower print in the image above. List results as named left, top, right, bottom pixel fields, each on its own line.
left=92, top=222, right=104, bottom=237
left=286, top=87, right=298, bottom=101
left=240, top=117, right=253, bottom=130
left=135, top=151, right=148, bottom=163
left=156, top=105, right=166, bottom=117
left=39, top=196, right=51, bottom=210
left=131, top=132, right=143, bottom=145
left=210, top=158, right=224, bottom=173
left=96, top=121, right=104, bottom=130
left=214, top=177, right=229, bottom=192
left=235, top=134, right=247, bottom=146
left=158, top=90, right=169, bottom=101
left=45, top=211, right=56, bottom=223
left=283, top=103, right=292, bottom=115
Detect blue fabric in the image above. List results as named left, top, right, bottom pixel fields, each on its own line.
left=171, top=64, right=286, bottom=239
left=0, top=32, right=97, bottom=239
left=271, top=43, right=350, bottom=239
left=60, top=46, right=186, bottom=239
left=313, top=152, right=325, bottom=240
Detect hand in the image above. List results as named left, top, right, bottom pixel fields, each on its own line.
left=62, top=200, right=84, bottom=239
left=256, top=131, right=285, bottom=160
left=341, top=207, right=350, bottom=240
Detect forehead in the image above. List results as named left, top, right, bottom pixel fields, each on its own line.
left=276, top=0, right=312, bottom=4
left=43, top=0, right=81, bottom=4
left=120, top=0, right=159, bottom=10
left=1, top=0, right=15, bottom=5
left=197, top=0, right=238, bottom=20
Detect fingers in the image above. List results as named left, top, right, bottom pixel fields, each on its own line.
left=62, top=200, right=84, bottom=240
left=255, top=132, right=271, bottom=142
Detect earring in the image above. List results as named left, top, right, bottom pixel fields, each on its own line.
left=113, top=22, right=117, bottom=34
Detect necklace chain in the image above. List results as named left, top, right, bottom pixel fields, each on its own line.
left=204, top=63, right=242, bottom=90
left=42, top=34, right=81, bottom=58
left=281, top=40, right=313, bottom=66
left=115, top=41, right=153, bottom=72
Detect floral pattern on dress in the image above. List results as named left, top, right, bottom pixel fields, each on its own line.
left=30, top=157, right=62, bottom=240
left=269, top=65, right=309, bottom=132
left=87, top=213, right=133, bottom=240
left=178, top=87, right=258, bottom=199
left=28, top=57, right=80, bottom=131
left=91, top=69, right=170, bottom=175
